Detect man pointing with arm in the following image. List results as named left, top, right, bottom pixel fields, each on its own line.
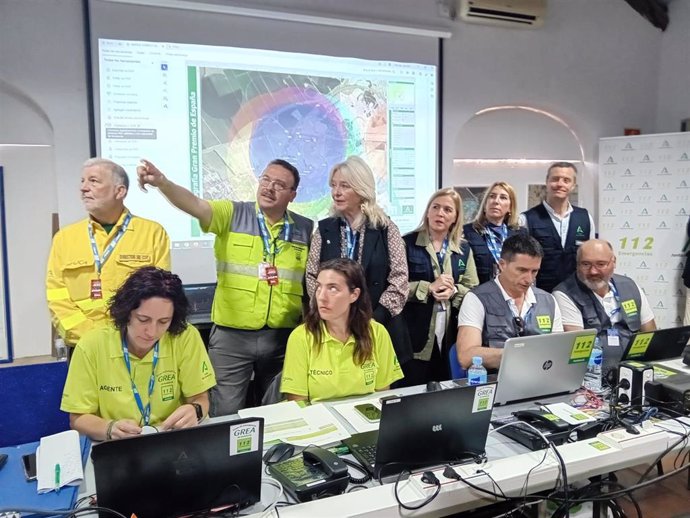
left=137, top=159, right=313, bottom=415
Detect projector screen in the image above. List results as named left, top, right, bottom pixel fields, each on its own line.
left=90, top=2, right=440, bottom=284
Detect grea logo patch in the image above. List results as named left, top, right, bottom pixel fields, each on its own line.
left=157, top=370, right=176, bottom=383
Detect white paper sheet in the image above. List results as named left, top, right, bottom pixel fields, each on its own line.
left=239, top=401, right=350, bottom=447
left=36, top=430, right=83, bottom=494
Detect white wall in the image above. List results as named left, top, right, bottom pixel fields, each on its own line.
left=656, top=0, right=690, bottom=133
left=0, top=0, right=680, bottom=358
left=442, top=0, right=662, bottom=202
left=0, top=0, right=90, bottom=358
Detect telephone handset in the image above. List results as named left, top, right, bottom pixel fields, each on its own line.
left=512, top=409, right=570, bottom=432
left=302, top=446, right=348, bottom=479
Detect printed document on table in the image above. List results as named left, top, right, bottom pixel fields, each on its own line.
left=239, top=401, right=350, bottom=447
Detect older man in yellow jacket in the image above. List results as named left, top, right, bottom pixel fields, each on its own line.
left=46, top=158, right=170, bottom=346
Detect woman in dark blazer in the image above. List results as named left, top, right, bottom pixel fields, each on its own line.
left=306, top=156, right=412, bottom=371
left=402, top=188, right=478, bottom=384
left=463, top=181, right=524, bottom=285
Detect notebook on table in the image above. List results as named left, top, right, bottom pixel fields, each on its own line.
left=621, top=325, right=690, bottom=362
left=92, top=417, right=264, bottom=518
left=343, top=383, right=497, bottom=478
left=493, top=329, right=597, bottom=406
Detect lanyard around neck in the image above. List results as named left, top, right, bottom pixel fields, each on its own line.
left=484, top=224, right=507, bottom=265
left=607, top=280, right=622, bottom=318
left=88, top=212, right=132, bottom=274
left=121, top=336, right=159, bottom=426
left=344, top=221, right=359, bottom=260
left=435, top=236, right=449, bottom=274
left=257, top=210, right=291, bottom=261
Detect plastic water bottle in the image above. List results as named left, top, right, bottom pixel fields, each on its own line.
left=583, top=337, right=603, bottom=392
left=55, top=337, right=68, bottom=362
left=467, top=356, right=488, bottom=385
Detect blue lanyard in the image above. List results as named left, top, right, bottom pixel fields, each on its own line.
left=257, top=210, right=291, bottom=261
left=88, top=212, right=132, bottom=274
left=435, top=237, right=449, bottom=274
left=121, top=336, right=159, bottom=426
left=484, top=224, right=508, bottom=265
left=608, top=281, right=622, bottom=318
left=344, top=222, right=359, bottom=260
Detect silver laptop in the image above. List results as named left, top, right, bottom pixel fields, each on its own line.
left=493, top=329, right=597, bottom=405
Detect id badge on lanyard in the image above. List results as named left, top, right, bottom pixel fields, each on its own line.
left=88, top=213, right=132, bottom=299
left=257, top=211, right=290, bottom=286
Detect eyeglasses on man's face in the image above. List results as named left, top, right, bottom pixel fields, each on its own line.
left=578, top=257, right=613, bottom=271
left=258, top=175, right=294, bottom=193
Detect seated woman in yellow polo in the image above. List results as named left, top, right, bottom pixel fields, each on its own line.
left=61, top=267, right=216, bottom=441
left=281, top=258, right=403, bottom=401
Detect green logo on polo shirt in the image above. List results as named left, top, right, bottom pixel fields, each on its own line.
left=576, top=226, right=584, bottom=236
left=361, top=361, right=376, bottom=385
left=161, top=383, right=174, bottom=401
left=458, top=259, right=466, bottom=268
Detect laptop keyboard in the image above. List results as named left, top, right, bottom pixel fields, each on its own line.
left=353, top=444, right=377, bottom=466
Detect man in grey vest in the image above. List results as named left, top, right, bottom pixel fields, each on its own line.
left=553, top=239, right=655, bottom=376
left=456, top=234, right=563, bottom=370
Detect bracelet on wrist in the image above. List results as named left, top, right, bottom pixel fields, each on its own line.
left=106, top=420, right=116, bottom=441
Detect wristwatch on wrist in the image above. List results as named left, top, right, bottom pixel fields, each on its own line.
left=191, top=403, right=204, bottom=422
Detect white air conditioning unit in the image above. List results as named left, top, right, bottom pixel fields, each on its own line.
left=458, top=0, right=546, bottom=28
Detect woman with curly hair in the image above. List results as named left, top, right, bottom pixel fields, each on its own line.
left=61, top=267, right=216, bottom=441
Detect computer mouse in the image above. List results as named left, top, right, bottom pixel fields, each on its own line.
left=263, top=442, right=295, bottom=465
left=426, top=381, right=442, bottom=392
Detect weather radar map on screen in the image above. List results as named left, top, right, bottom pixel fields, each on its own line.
left=98, top=39, right=438, bottom=251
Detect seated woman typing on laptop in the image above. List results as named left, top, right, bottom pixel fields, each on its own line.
left=60, top=267, right=216, bottom=441
left=281, top=258, right=404, bottom=401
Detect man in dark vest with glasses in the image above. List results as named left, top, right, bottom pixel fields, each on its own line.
left=553, top=239, right=655, bottom=377
left=456, top=234, right=563, bottom=371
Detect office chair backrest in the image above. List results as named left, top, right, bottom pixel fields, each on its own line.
left=0, top=361, right=70, bottom=447
left=448, top=343, right=467, bottom=379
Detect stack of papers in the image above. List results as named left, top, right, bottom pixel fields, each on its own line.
left=238, top=401, right=350, bottom=447
left=36, top=430, right=84, bottom=493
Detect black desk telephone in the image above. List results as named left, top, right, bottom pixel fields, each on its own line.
left=268, top=445, right=349, bottom=501
left=302, top=446, right=348, bottom=478
left=512, top=409, right=570, bottom=432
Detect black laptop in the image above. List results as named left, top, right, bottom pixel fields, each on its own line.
left=343, top=383, right=497, bottom=478
left=621, top=325, right=690, bottom=362
left=92, top=418, right=264, bottom=518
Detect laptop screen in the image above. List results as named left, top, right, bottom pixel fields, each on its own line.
left=183, top=283, right=216, bottom=321
left=375, top=383, right=497, bottom=469
left=92, top=418, right=264, bottom=518
left=622, top=325, right=690, bottom=362
left=494, top=329, right=596, bottom=405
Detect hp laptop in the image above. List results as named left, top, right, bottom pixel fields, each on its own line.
left=621, top=325, right=690, bottom=362
left=92, top=417, right=264, bottom=518
left=493, top=329, right=597, bottom=405
left=343, top=383, right=497, bottom=478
